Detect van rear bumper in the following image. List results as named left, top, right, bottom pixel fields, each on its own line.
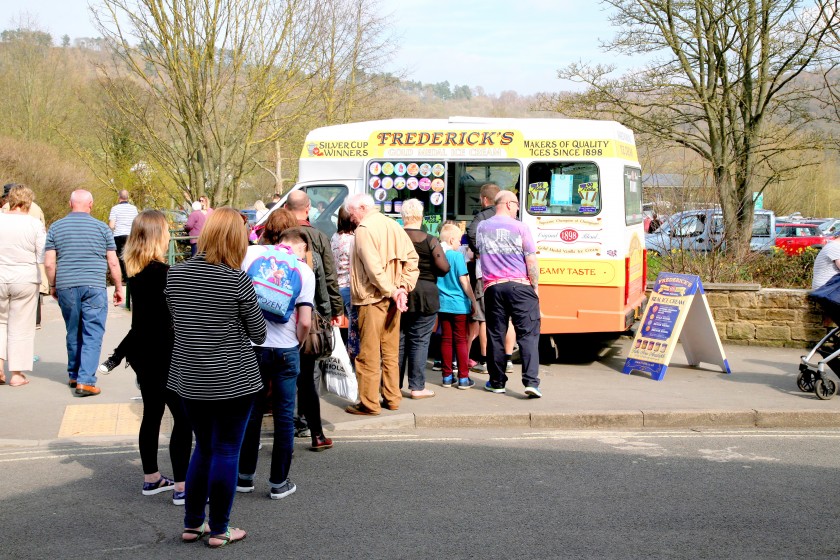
left=539, top=286, right=647, bottom=334
left=628, top=295, right=648, bottom=329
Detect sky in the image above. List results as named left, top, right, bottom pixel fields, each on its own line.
left=0, top=0, right=632, bottom=95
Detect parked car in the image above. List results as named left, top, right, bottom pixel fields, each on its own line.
left=645, top=208, right=776, bottom=255
left=774, top=223, right=828, bottom=255
left=819, top=218, right=840, bottom=236
left=240, top=208, right=257, bottom=226
left=162, top=209, right=188, bottom=231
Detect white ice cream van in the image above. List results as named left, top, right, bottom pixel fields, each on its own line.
left=265, top=117, right=647, bottom=339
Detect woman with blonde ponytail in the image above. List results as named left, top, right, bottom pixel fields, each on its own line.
left=122, top=210, right=193, bottom=505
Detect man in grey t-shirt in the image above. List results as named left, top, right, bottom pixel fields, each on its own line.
left=812, top=239, right=840, bottom=289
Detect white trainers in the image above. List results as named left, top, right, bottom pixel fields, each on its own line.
left=470, top=362, right=487, bottom=374
left=524, top=386, right=542, bottom=398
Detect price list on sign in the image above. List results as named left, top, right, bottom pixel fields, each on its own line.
left=623, top=273, right=730, bottom=381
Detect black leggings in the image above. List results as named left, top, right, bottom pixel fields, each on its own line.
left=296, top=353, right=323, bottom=437
left=137, top=370, right=192, bottom=480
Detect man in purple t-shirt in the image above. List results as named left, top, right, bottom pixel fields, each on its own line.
left=476, top=190, right=541, bottom=397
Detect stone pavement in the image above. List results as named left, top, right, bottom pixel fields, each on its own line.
left=2, top=289, right=840, bottom=446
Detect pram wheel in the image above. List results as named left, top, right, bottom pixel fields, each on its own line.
left=797, top=369, right=816, bottom=392
left=814, top=377, right=837, bottom=400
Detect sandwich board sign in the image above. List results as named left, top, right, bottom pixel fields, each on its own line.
left=623, top=273, right=730, bottom=381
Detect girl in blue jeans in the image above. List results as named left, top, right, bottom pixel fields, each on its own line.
left=166, top=208, right=267, bottom=548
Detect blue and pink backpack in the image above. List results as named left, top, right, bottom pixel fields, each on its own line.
left=245, top=245, right=303, bottom=323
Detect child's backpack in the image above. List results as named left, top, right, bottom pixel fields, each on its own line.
left=245, top=244, right=303, bottom=323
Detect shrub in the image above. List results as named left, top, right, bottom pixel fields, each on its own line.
left=646, top=246, right=817, bottom=288
left=0, top=135, right=94, bottom=224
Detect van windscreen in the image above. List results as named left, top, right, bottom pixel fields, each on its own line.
left=753, top=214, right=771, bottom=237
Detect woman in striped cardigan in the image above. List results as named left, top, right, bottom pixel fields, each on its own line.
left=166, top=207, right=267, bottom=548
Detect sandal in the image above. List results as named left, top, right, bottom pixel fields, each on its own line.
left=182, top=522, right=209, bottom=543
left=207, top=527, right=246, bottom=548
left=9, top=374, right=29, bottom=387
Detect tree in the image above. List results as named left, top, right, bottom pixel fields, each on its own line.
left=253, top=0, right=399, bottom=194
left=94, top=0, right=321, bottom=207
left=311, top=0, right=395, bottom=126
left=0, top=22, right=71, bottom=143
left=540, top=0, right=840, bottom=253
left=453, top=85, right=472, bottom=100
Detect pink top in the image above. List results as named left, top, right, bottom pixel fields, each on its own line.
left=185, top=210, right=212, bottom=244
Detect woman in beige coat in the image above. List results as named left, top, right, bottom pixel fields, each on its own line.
left=0, top=185, right=46, bottom=387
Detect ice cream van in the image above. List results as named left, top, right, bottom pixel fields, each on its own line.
left=266, top=117, right=647, bottom=339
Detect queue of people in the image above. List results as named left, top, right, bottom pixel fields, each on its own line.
left=0, top=182, right=542, bottom=548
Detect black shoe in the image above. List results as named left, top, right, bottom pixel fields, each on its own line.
left=269, top=479, right=296, bottom=500
left=236, top=476, right=255, bottom=493
left=98, top=356, right=121, bottom=374
left=294, top=427, right=311, bottom=438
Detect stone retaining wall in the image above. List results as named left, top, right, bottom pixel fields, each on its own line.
left=701, top=284, right=828, bottom=348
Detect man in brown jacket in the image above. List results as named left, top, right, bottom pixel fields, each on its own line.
left=344, top=193, right=419, bottom=415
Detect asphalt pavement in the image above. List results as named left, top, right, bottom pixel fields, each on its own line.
left=2, top=428, right=840, bottom=559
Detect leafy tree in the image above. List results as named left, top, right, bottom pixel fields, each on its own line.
left=453, top=85, right=472, bottom=100
left=0, top=28, right=52, bottom=47
left=432, top=80, right=452, bottom=100
left=541, top=0, right=840, bottom=253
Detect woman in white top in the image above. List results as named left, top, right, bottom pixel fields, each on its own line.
left=254, top=199, right=268, bottom=221
left=0, top=185, right=46, bottom=387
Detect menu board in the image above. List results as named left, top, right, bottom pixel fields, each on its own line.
left=623, top=273, right=730, bottom=381
left=368, top=160, right=445, bottom=235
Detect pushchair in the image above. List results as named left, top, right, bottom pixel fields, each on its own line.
left=799, top=276, right=840, bottom=400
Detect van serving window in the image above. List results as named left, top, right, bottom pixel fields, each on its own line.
left=525, top=161, right=601, bottom=216
left=445, top=161, right=521, bottom=220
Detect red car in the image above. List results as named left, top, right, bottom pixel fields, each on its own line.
left=775, top=223, right=828, bottom=255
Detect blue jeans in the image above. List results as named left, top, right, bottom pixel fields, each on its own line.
left=339, top=286, right=359, bottom=359
left=57, top=286, right=108, bottom=386
left=182, top=394, right=255, bottom=535
left=239, top=347, right=300, bottom=486
left=339, top=286, right=352, bottom=317
left=398, top=312, right=437, bottom=391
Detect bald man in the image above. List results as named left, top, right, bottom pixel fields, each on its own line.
left=45, top=190, right=124, bottom=397
left=476, top=190, right=542, bottom=398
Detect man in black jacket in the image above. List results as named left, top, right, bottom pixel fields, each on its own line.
left=466, top=183, right=515, bottom=375
left=285, top=190, right=344, bottom=445
left=285, top=190, right=344, bottom=322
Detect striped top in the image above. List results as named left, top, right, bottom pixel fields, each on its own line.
left=109, top=202, right=138, bottom=237
left=45, top=212, right=116, bottom=289
left=165, top=255, right=267, bottom=400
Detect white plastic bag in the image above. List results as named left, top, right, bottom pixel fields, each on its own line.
left=318, top=327, right=358, bottom=402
